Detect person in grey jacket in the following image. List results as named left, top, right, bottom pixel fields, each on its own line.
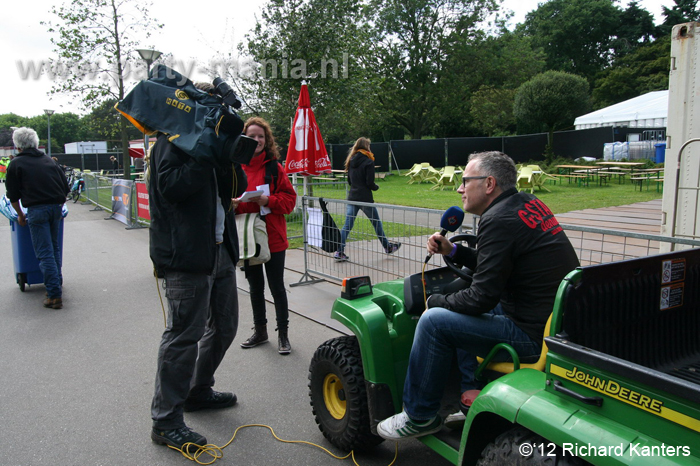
left=334, top=137, right=400, bottom=261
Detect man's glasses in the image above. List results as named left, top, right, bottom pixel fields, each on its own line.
left=461, top=176, right=488, bottom=187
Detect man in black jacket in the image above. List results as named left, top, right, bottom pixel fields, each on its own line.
left=6, top=127, right=69, bottom=309
left=148, top=131, right=248, bottom=453
left=377, top=151, right=579, bottom=440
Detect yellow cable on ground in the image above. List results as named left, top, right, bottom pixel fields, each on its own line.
left=167, top=423, right=399, bottom=466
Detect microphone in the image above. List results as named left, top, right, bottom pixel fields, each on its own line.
left=425, top=206, right=465, bottom=263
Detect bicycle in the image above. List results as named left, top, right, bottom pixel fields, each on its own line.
left=67, top=170, right=85, bottom=203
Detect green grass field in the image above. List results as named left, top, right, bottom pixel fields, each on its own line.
left=305, top=173, right=663, bottom=214
left=86, top=172, right=663, bottom=250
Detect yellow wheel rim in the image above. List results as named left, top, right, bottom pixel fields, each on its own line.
left=323, top=373, right=346, bottom=420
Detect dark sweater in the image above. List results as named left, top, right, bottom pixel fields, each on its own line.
left=346, top=152, right=379, bottom=203
left=428, top=188, right=580, bottom=343
left=6, top=148, right=69, bottom=207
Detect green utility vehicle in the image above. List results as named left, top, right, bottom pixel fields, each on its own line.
left=308, top=237, right=700, bottom=465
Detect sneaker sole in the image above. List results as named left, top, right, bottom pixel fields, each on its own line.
left=377, top=418, right=442, bottom=440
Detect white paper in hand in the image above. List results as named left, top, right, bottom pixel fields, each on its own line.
left=238, top=190, right=264, bottom=202
left=257, top=184, right=271, bottom=215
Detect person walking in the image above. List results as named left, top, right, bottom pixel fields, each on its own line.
left=147, top=98, right=249, bottom=453
left=6, top=127, right=69, bottom=309
left=236, top=117, right=297, bottom=354
left=334, top=137, right=400, bottom=262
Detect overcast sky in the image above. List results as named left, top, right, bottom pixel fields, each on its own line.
left=0, top=0, right=675, bottom=118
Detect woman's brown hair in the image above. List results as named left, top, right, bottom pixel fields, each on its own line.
left=343, top=137, right=371, bottom=171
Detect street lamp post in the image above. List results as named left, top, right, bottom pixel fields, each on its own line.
left=44, top=109, right=55, bottom=158
left=135, top=49, right=162, bottom=166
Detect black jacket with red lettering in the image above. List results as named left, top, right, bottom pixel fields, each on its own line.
left=428, top=188, right=579, bottom=343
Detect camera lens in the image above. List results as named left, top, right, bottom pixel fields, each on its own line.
left=223, top=134, right=257, bottom=165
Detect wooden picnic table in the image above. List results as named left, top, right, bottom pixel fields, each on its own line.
left=596, top=161, right=646, bottom=167
left=597, top=162, right=648, bottom=184
left=629, top=168, right=665, bottom=191
left=554, top=165, right=599, bottom=186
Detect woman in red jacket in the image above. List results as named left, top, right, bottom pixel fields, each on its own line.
left=236, top=117, right=297, bottom=354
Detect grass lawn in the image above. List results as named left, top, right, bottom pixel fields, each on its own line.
left=305, top=173, right=663, bottom=214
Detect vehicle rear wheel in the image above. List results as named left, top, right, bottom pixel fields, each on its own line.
left=477, top=426, right=589, bottom=466
left=308, top=335, right=384, bottom=452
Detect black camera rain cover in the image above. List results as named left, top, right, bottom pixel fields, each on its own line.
left=115, top=64, right=243, bottom=166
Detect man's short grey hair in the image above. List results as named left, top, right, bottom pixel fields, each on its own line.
left=13, top=127, right=40, bottom=150
left=468, top=151, right=517, bottom=191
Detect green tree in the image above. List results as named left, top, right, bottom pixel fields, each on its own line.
left=433, top=30, right=545, bottom=137
left=369, top=0, right=498, bottom=139
left=81, top=99, right=141, bottom=143
left=660, top=0, right=700, bottom=35
left=593, top=37, right=671, bottom=109
left=237, top=0, right=376, bottom=144
left=28, top=112, right=88, bottom=152
left=613, top=1, right=658, bottom=57
left=0, top=114, right=29, bottom=147
left=469, top=87, right=517, bottom=136
left=519, top=0, right=621, bottom=83
left=43, top=0, right=162, bottom=178
left=513, top=71, right=590, bottom=162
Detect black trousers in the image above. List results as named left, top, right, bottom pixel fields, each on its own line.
left=245, top=250, right=289, bottom=329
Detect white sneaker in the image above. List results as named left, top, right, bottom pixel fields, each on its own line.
left=444, top=411, right=466, bottom=429
left=376, top=411, right=442, bottom=440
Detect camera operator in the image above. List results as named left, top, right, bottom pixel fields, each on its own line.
left=148, top=82, right=249, bottom=453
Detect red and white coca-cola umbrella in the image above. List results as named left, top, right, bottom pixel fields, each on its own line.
left=285, top=83, right=331, bottom=177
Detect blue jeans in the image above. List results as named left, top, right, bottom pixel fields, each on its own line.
left=151, top=244, right=239, bottom=430
left=338, top=203, right=390, bottom=252
left=402, top=304, right=541, bottom=421
left=26, top=204, right=63, bottom=298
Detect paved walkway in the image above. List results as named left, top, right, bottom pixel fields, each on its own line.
left=0, top=184, right=663, bottom=465
left=0, top=185, right=447, bottom=466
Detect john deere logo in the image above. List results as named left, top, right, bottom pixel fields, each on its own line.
left=175, top=90, right=189, bottom=100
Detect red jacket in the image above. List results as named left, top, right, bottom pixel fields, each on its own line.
left=237, top=152, right=297, bottom=253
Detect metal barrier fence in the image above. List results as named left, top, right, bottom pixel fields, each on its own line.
left=292, top=196, right=478, bottom=286
left=81, top=172, right=145, bottom=228
left=293, top=196, right=700, bottom=287
left=73, top=175, right=700, bottom=285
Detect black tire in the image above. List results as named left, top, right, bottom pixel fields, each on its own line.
left=73, top=187, right=81, bottom=203
left=17, top=273, right=26, bottom=292
left=308, top=336, right=384, bottom=452
left=477, top=426, right=589, bottom=466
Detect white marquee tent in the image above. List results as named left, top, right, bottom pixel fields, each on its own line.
left=574, top=90, right=668, bottom=130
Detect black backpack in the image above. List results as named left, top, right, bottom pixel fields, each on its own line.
left=319, top=198, right=342, bottom=254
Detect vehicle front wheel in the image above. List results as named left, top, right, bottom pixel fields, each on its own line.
left=308, top=335, right=384, bottom=452
left=477, top=426, right=589, bottom=466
